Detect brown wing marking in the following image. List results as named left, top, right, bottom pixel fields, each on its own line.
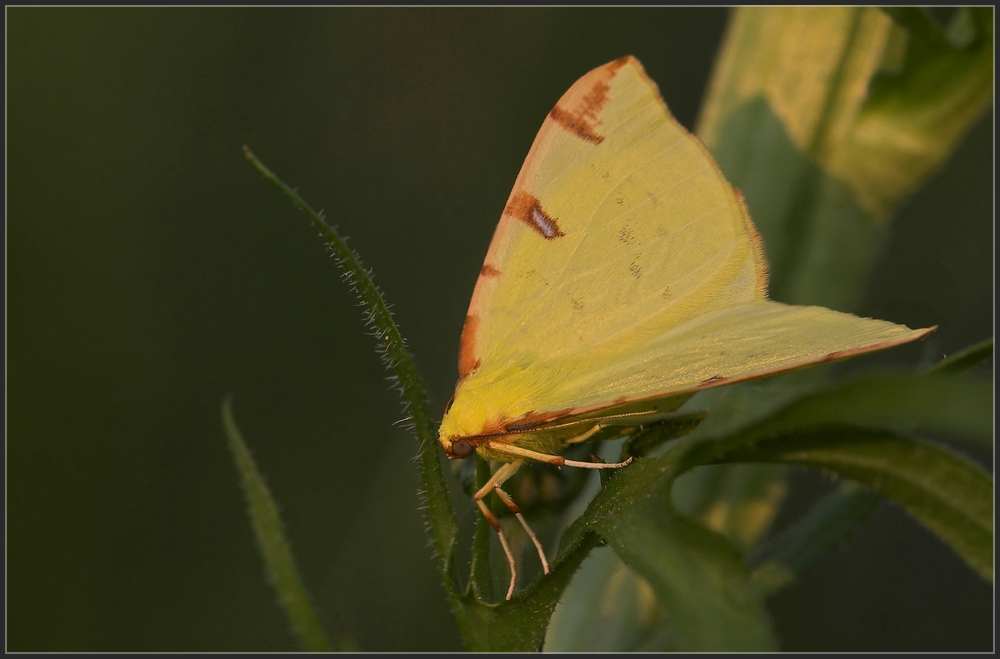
left=548, top=56, right=631, bottom=144
left=505, top=191, right=565, bottom=240
left=458, top=314, right=481, bottom=378
left=480, top=263, right=501, bottom=277
left=548, top=106, right=604, bottom=144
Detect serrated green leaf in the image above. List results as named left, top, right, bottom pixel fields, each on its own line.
left=703, top=428, right=994, bottom=582
left=221, top=397, right=334, bottom=652
left=771, top=373, right=992, bottom=443
left=671, top=367, right=995, bottom=587
left=674, top=368, right=993, bottom=572
left=691, top=371, right=993, bottom=450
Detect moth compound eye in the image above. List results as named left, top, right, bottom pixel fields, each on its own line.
left=451, top=438, right=474, bottom=458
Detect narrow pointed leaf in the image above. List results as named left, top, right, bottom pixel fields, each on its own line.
left=221, top=397, right=334, bottom=652
left=242, top=147, right=457, bottom=587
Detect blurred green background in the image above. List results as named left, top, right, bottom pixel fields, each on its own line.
left=7, top=7, right=992, bottom=652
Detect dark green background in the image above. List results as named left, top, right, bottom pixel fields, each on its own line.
left=7, top=7, right=992, bottom=651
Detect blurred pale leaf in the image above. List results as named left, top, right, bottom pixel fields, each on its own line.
left=698, top=6, right=993, bottom=222
left=696, top=6, right=993, bottom=310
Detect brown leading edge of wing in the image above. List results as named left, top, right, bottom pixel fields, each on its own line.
left=458, top=313, right=481, bottom=380
left=455, top=57, right=639, bottom=382
left=453, top=58, right=637, bottom=382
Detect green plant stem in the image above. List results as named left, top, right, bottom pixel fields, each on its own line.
left=242, top=146, right=458, bottom=583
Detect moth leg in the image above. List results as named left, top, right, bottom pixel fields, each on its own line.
left=473, top=462, right=550, bottom=574
left=473, top=444, right=633, bottom=598
left=474, top=496, right=517, bottom=600
left=484, top=440, right=633, bottom=469
left=493, top=482, right=550, bottom=575
left=473, top=461, right=523, bottom=600
left=473, top=460, right=523, bottom=501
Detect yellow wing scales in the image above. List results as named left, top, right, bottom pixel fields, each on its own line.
left=440, top=56, right=930, bottom=445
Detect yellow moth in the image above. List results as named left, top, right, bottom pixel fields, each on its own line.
left=438, top=56, right=932, bottom=600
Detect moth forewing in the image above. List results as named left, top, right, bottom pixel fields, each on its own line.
left=437, top=55, right=933, bottom=602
